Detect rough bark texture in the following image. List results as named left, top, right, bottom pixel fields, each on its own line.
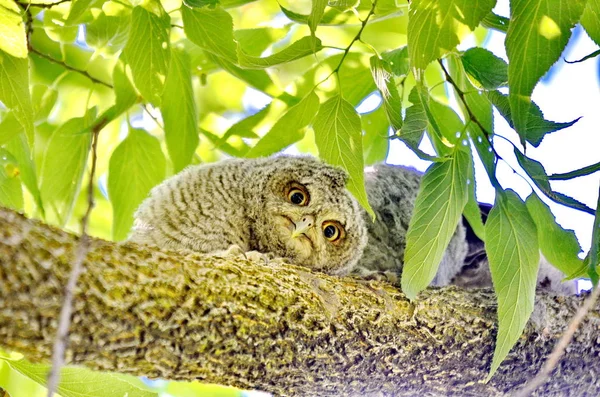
left=0, top=208, right=599, bottom=396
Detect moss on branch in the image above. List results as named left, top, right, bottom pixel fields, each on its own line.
left=0, top=208, right=599, bottom=396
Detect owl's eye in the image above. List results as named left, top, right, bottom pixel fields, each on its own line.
left=285, top=183, right=309, bottom=206
left=322, top=221, right=344, bottom=242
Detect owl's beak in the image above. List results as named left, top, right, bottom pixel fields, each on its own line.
left=291, top=215, right=315, bottom=239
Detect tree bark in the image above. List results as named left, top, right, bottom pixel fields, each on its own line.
left=0, top=208, right=599, bottom=396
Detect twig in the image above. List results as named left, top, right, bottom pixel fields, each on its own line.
left=45, top=117, right=106, bottom=397
left=29, top=48, right=113, bottom=89
left=16, top=0, right=71, bottom=8
left=513, top=285, right=600, bottom=397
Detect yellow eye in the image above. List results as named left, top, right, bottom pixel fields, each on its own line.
left=286, top=183, right=309, bottom=206
left=322, top=221, right=344, bottom=242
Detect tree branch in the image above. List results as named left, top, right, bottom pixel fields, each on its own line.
left=1, top=208, right=599, bottom=396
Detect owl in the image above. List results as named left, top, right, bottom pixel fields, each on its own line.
left=130, top=156, right=368, bottom=275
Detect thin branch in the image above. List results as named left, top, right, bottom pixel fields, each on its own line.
left=16, top=0, right=71, bottom=8
left=45, top=117, right=107, bottom=397
left=29, top=48, right=113, bottom=89
left=513, top=285, right=600, bottom=397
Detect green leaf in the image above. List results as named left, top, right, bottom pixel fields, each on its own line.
left=401, top=149, right=470, bottom=299
left=108, top=128, right=166, bottom=241
left=0, top=354, right=158, bottom=397
left=514, top=148, right=595, bottom=215
left=361, top=106, right=390, bottom=165
left=184, top=0, right=219, bottom=7
left=40, top=110, right=96, bottom=226
left=162, top=49, right=199, bottom=173
left=238, top=36, right=323, bottom=69
left=463, top=149, right=485, bottom=240
left=461, top=47, right=508, bottom=90
left=0, top=50, right=34, bottom=146
left=526, top=193, right=586, bottom=278
left=0, top=111, right=22, bottom=145
left=44, top=10, right=79, bottom=43
left=32, top=84, right=58, bottom=122
left=182, top=5, right=238, bottom=64
left=408, top=0, right=496, bottom=69
left=313, top=94, right=374, bottom=218
left=234, top=27, right=289, bottom=56
left=581, top=0, right=600, bottom=46
left=0, top=0, right=27, bottom=58
left=67, top=0, right=104, bottom=24
left=0, top=148, right=23, bottom=210
left=4, top=133, right=44, bottom=212
left=412, top=83, right=450, bottom=157
left=108, top=61, right=139, bottom=118
left=485, top=189, right=539, bottom=379
left=487, top=90, right=579, bottom=147
left=220, top=105, right=270, bottom=145
left=308, top=0, right=328, bottom=36
left=381, top=46, right=409, bottom=77
left=246, top=91, right=319, bottom=158
left=481, top=11, right=509, bottom=32
left=87, top=12, right=131, bottom=55
left=397, top=87, right=437, bottom=161
left=123, top=1, right=171, bottom=105
left=547, top=161, right=600, bottom=181
left=506, top=0, right=585, bottom=135
left=589, top=188, right=600, bottom=284
left=369, top=56, right=403, bottom=132
left=427, top=97, right=465, bottom=148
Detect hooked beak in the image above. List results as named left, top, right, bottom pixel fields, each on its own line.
left=291, top=215, right=315, bottom=239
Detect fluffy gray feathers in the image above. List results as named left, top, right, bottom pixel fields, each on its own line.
left=130, top=156, right=368, bottom=275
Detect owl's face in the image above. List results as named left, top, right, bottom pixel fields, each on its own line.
left=248, top=156, right=368, bottom=275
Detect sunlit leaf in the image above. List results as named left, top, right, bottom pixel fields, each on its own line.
left=526, top=193, right=586, bottom=278
left=162, top=49, right=199, bottom=173
left=506, top=0, right=585, bottom=135
left=0, top=354, right=157, bottom=397
left=461, top=47, right=508, bottom=89
left=87, top=12, right=131, bottom=55
left=234, top=27, right=289, bottom=56
left=313, top=94, right=374, bottom=218
left=308, top=0, right=328, bottom=36
left=123, top=1, right=171, bottom=105
left=31, top=84, right=58, bottom=122
left=246, top=91, right=319, bottom=158
left=40, top=110, right=96, bottom=225
left=0, top=148, right=23, bottom=210
left=485, top=189, right=539, bottom=379
left=401, top=149, right=470, bottom=299
left=238, top=36, right=323, bottom=69
left=361, top=106, right=390, bottom=165
left=182, top=5, right=238, bottom=63
left=463, top=151, right=485, bottom=240
left=67, top=0, right=105, bottom=24
left=408, top=0, right=496, bottom=69
left=514, top=148, right=595, bottom=215
left=487, top=90, right=579, bottom=147
left=581, top=0, right=600, bottom=46
left=381, top=46, right=409, bottom=77
left=108, top=128, right=166, bottom=241
left=220, top=105, right=270, bottom=144
left=0, top=0, right=27, bottom=58
left=4, top=133, right=44, bottom=212
left=0, top=51, right=34, bottom=145
left=369, top=56, right=402, bottom=132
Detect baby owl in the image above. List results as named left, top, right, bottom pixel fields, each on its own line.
left=130, top=156, right=368, bottom=275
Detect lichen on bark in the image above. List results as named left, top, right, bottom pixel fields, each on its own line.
left=0, top=208, right=599, bottom=396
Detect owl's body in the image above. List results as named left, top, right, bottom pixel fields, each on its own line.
left=353, top=164, right=468, bottom=286
left=130, top=156, right=368, bottom=275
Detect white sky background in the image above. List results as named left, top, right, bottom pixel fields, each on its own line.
left=386, top=0, right=600, bottom=263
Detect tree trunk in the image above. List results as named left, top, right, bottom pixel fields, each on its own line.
left=0, top=208, right=598, bottom=396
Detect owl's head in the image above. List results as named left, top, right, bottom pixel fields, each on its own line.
left=247, top=156, right=368, bottom=275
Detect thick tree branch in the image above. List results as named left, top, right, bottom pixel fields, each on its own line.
left=1, top=208, right=599, bottom=396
